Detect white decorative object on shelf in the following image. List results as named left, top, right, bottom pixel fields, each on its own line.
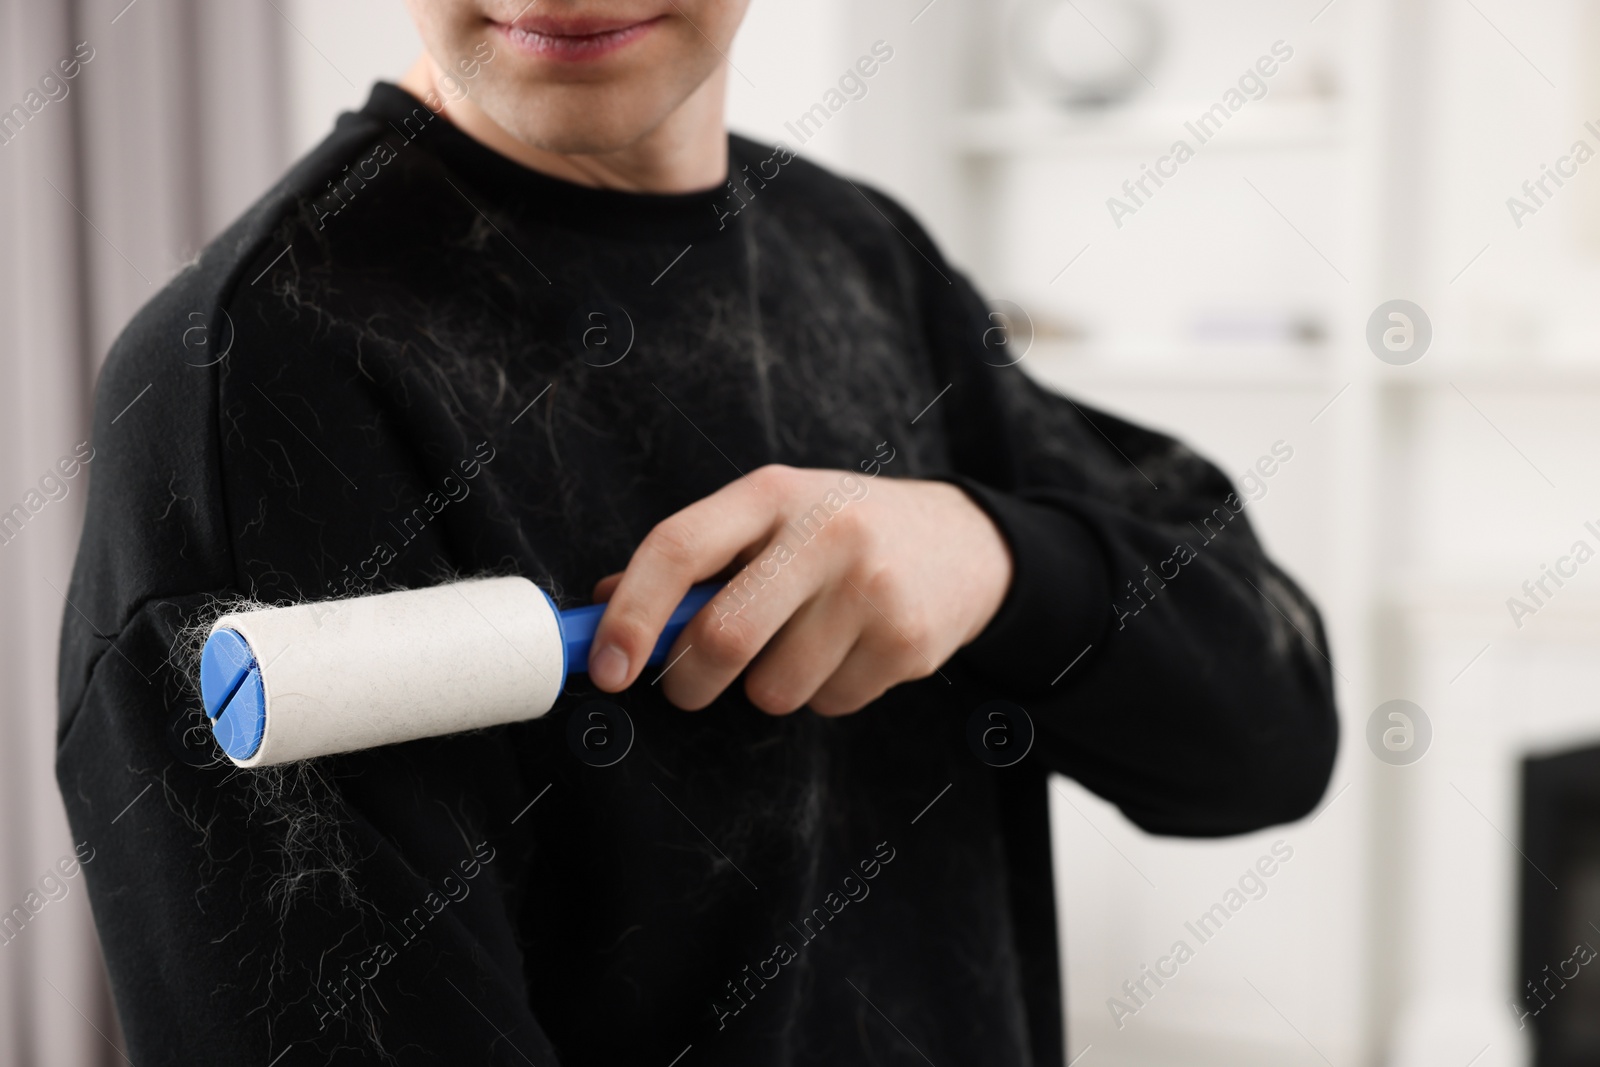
left=1008, top=0, right=1163, bottom=109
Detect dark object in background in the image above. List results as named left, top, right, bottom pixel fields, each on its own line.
left=1519, top=743, right=1600, bottom=1064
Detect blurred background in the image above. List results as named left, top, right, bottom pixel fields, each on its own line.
left=2, top=0, right=1598, bottom=1063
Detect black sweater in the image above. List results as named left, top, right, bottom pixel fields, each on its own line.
left=56, top=83, right=1338, bottom=1067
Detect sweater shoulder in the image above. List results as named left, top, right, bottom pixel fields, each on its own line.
left=729, top=133, right=925, bottom=231
left=726, top=133, right=956, bottom=305
left=103, top=104, right=390, bottom=384
left=74, top=101, right=393, bottom=628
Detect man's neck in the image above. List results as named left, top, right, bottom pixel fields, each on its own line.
left=398, top=55, right=728, bottom=194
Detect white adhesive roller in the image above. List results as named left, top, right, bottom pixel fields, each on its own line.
left=199, top=577, right=718, bottom=767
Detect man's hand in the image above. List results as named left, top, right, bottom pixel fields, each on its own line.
left=586, top=464, right=1013, bottom=716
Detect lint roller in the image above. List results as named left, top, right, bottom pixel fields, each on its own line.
left=198, top=579, right=720, bottom=767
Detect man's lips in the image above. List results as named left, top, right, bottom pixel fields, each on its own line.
left=492, top=13, right=666, bottom=61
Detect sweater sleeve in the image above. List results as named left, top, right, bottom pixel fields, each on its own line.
left=877, top=198, right=1339, bottom=838
left=55, top=251, right=565, bottom=1067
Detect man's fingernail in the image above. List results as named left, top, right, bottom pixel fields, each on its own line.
left=590, top=643, right=629, bottom=690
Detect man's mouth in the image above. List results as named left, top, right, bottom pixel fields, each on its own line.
left=491, top=12, right=666, bottom=61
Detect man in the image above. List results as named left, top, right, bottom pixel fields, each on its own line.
left=57, top=2, right=1338, bottom=1063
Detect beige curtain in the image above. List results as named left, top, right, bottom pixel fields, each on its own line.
left=0, top=1, right=286, bottom=1062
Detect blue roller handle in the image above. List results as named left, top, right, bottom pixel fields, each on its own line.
left=560, top=581, right=721, bottom=671
left=200, top=580, right=725, bottom=764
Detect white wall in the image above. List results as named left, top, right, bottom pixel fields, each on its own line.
left=283, top=0, right=422, bottom=157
